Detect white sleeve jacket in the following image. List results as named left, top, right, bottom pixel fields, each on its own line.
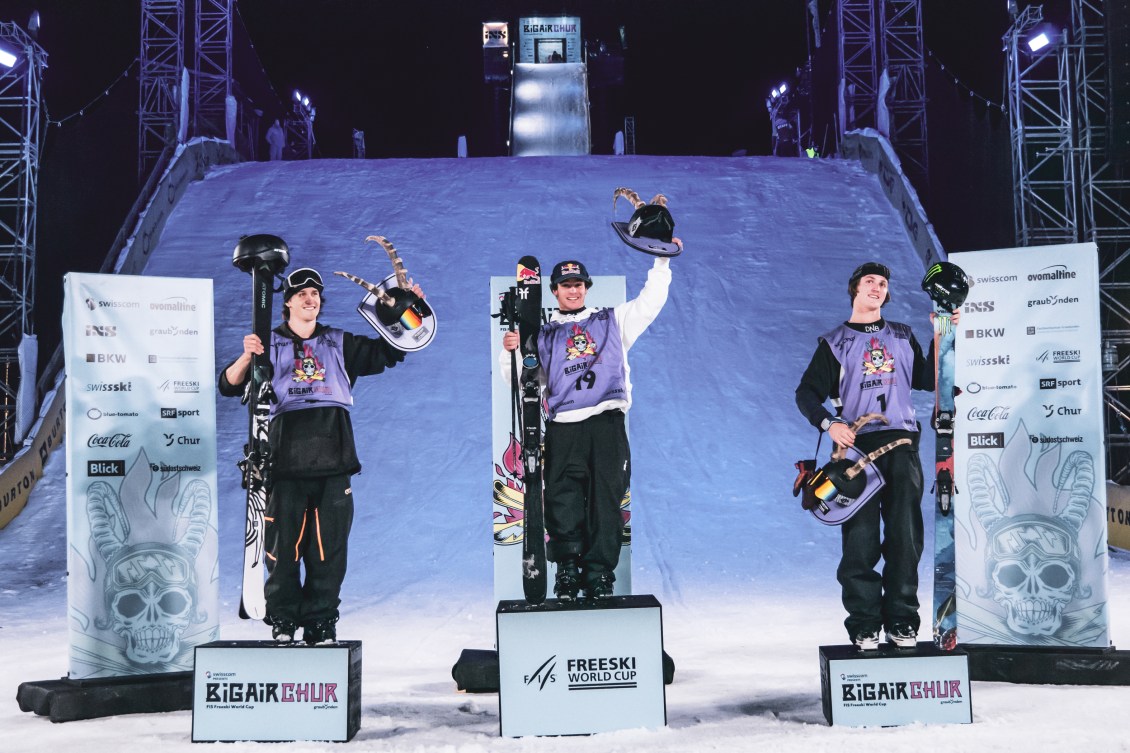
left=498, top=257, right=671, bottom=422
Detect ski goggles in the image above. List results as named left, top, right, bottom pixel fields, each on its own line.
left=284, top=267, right=324, bottom=298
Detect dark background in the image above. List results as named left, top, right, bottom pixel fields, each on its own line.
left=3, top=0, right=1038, bottom=367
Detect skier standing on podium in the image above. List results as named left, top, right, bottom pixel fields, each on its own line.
left=500, top=256, right=671, bottom=601
left=794, top=262, right=958, bottom=650
left=219, top=267, right=423, bottom=644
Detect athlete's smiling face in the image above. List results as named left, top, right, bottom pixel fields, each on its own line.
left=286, top=287, right=322, bottom=323
left=553, top=279, right=589, bottom=312
left=854, top=274, right=888, bottom=313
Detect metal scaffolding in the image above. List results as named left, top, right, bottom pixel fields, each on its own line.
left=192, top=0, right=233, bottom=139
left=836, top=1, right=928, bottom=190
left=879, top=0, right=929, bottom=189
left=0, top=22, right=47, bottom=461
left=1005, top=0, right=1130, bottom=480
left=139, top=0, right=184, bottom=181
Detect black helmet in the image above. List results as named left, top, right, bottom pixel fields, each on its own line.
left=627, top=203, right=675, bottom=243
left=920, top=261, right=972, bottom=310
left=233, top=233, right=290, bottom=274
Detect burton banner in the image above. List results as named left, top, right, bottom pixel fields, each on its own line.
left=63, top=273, right=220, bottom=677
left=489, top=275, right=628, bottom=602
left=952, top=243, right=1109, bottom=648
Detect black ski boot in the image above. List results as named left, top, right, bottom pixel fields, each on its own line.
left=266, top=615, right=297, bottom=643
left=554, top=559, right=581, bottom=602
left=303, top=616, right=338, bottom=645
left=584, top=572, right=615, bottom=600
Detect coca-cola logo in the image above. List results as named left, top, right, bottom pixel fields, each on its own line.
left=967, top=406, right=1011, bottom=421
left=86, top=433, right=132, bottom=448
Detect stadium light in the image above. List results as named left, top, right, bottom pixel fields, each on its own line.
left=1027, top=32, right=1051, bottom=52
left=0, top=45, right=17, bottom=69
left=294, top=89, right=302, bottom=102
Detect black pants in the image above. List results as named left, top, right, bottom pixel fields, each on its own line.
left=543, top=410, right=631, bottom=579
left=264, top=474, right=354, bottom=626
left=837, top=444, right=924, bottom=637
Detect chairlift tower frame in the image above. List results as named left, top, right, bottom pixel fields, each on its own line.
left=0, top=22, right=46, bottom=461
left=139, top=0, right=184, bottom=182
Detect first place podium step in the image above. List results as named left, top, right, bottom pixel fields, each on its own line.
left=496, top=594, right=667, bottom=737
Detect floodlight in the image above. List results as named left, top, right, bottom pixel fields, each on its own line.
left=302, top=96, right=310, bottom=107
left=778, top=83, right=788, bottom=95
left=1027, top=32, right=1050, bottom=52
left=770, top=88, right=779, bottom=100
left=294, top=89, right=302, bottom=102
left=0, top=46, right=16, bottom=69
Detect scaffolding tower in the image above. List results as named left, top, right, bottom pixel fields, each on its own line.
left=139, top=0, right=184, bottom=181
left=0, top=22, right=47, bottom=461
left=1005, top=0, right=1130, bottom=480
left=192, top=0, right=232, bottom=139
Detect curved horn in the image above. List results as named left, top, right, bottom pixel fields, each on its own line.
left=1055, top=451, right=1094, bottom=533
left=648, top=194, right=668, bottom=207
left=87, top=480, right=129, bottom=563
left=831, top=412, right=888, bottom=461
left=334, top=270, right=397, bottom=308
left=366, top=235, right=410, bottom=290
left=613, top=187, right=644, bottom=212
left=843, top=437, right=911, bottom=480
left=967, top=452, right=1008, bottom=530
left=174, top=479, right=212, bottom=559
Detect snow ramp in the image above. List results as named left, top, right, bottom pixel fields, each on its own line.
left=510, top=62, right=591, bottom=156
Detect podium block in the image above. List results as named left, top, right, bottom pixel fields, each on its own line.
left=192, top=640, right=361, bottom=742
left=819, top=643, right=972, bottom=727
left=496, top=595, right=667, bottom=737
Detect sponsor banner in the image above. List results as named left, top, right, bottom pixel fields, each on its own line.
left=518, top=16, right=582, bottom=63
left=483, top=22, right=508, bottom=48
left=192, top=642, right=355, bottom=742
left=0, top=383, right=66, bottom=529
left=820, top=647, right=972, bottom=726
left=489, top=276, right=629, bottom=601
left=952, top=244, right=1109, bottom=648
left=496, top=597, right=665, bottom=737
left=62, top=273, right=220, bottom=678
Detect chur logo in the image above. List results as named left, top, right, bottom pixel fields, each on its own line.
left=524, top=655, right=557, bottom=690
left=1043, top=404, right=1082, bottom=418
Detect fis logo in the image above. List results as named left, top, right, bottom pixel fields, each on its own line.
left=524, top=655, right=557, bottom=691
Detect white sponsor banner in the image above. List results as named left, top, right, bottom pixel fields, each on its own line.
left=489, top=275, right=629, bottom=601
left=518, top=16, right=581, bottom=63
left=951, top=244, right=1109, bottom=647
left=63, top=273, right=220, bottom=677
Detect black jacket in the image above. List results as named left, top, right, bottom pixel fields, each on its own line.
left=219, top=322, right=405, bottom=479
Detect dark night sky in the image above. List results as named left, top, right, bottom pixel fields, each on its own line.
left=2, top=0, right=1041, bottom=366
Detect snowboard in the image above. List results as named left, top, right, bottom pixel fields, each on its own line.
left=515, top=255, right=547, bottom=604
left=921, top=261, right=970, bottom=651
left=231, top=234, right=290, bottom=621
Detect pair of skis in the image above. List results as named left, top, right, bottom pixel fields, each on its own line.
left=923, top=261, right=971, bottom=652
left=501, top=256, right=548, bottom=605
